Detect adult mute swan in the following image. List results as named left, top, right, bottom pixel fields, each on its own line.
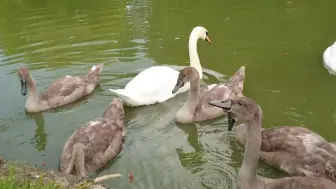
left=209, top=96, right=336, bottom=189
left=109, top=26, right=212, bottom=106
left=323, top=41, right=336, bottom=75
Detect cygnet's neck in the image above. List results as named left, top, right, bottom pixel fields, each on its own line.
left=182, top=77, right=200, bottom=114
left=331, top=41, right=336, bottom=54
left=189, top=32, right=203, bottom=79
left=26, top=74, right=39, bottom=101
left=239, top=112, right=262, bottom=189
left=102, top=103, right=124, bottom=126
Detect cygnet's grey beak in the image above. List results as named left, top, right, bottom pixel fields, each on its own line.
left=209, top=99, right=232, bottom=109
left=172, top=80, right=184, bottom=94
left=209, top=99, right=235, bottom=131
left=21, top=80, right=27, bottom=96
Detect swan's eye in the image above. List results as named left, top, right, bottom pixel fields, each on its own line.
left=205, top=31, right=208, bottom=36
left=238, top=102, right=243, bottom=106
left=183, top=74, right=186, bottom=77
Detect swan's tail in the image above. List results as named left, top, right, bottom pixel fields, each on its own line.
left=226, top=66, right=245, bottom=92
left=64, top=143, right=86, bottom=177
left=87, top=63, right=104, bottom=78
left=109, top=89, right=140, bottom=106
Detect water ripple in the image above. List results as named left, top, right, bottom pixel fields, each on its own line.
left=185, top=143, right=237, bottom=189
left=189, top=162, right=237, bottom=189
left=284, top=106, right=308, bottom=123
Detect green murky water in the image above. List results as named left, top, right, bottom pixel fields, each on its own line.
left=0, top=0, right=336, bottom=188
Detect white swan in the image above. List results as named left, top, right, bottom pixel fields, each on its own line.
left=109, top=26, right=212, bottom=106
left=323, top=41, right=336, bottom=75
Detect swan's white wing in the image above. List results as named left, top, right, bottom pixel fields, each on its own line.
left=323, top=43, right=336, bottom=75
left=109, top=66, right=190, bottom=106
left=124, top=66, right=179, bottom=96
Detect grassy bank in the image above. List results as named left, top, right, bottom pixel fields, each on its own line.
left=0, top=157, right=62, bottom=189
left=0, top=157, right=120, bottom=189
left=0, top=170, right=60, bottom=189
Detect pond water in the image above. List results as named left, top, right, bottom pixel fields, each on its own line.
left=0, top=0, right=336, bottom=188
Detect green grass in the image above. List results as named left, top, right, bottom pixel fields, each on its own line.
left=0, top=158, right=116, bottom=189
left=0, top=166, right=62, bottom=189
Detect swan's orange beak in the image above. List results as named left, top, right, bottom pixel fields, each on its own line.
left=205, top=36, right=212, bottom=44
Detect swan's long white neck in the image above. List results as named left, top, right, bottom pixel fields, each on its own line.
left=331, top=41, right=336, bottom=54
left=189, top=32, right=203, bottom=79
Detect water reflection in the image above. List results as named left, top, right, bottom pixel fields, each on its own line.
left=26, top=112, right=47, bottom=151
left=0, top=119, right=8, bottom=132
left=0, top=0, right=131, bottom=71
left=175, top=124, right=205, bottom=168
left=174, top=119, right=238, bottom=189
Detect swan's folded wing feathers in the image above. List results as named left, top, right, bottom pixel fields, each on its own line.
left=196, top=84, right=231, bottom=110
left=260, top=126, right=331, bottom=152
left=260, top=128, right=290, bottom=151
left=63, top=126, right=91, bottom=154
left=260, top=126, right=336, bottom=181
left=83, top=120, right=122, bottom=158
left=40, top=76, right=88, bottom=99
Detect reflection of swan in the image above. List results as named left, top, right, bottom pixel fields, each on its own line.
left=176, top=122, right=238, bottom=189
left=333, top=110, right=336, bottom=125
left=26, top=112, right=47, bottom=151
left=109, top=26, right=212, bottom=106
left=175, top=124, right=205, bottom=168
left=210, top=97, right=336, bottom=189
left=177, top=124, right=203, bottom=152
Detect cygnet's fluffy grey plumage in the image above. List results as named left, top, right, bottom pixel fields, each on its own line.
left=60, top=98, right=125, bottom=177
left=209, top=96, right=336, bottom=189
left=17, top=64, right=103, bottom=112
left=172, top=66, right=245, bottom=123
left=234, top=123, right=336, bottom=183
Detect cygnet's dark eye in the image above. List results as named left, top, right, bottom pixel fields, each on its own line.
left=238, top=102, right=243, bottom=106
left=183, top=74, right=186, bottom=77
